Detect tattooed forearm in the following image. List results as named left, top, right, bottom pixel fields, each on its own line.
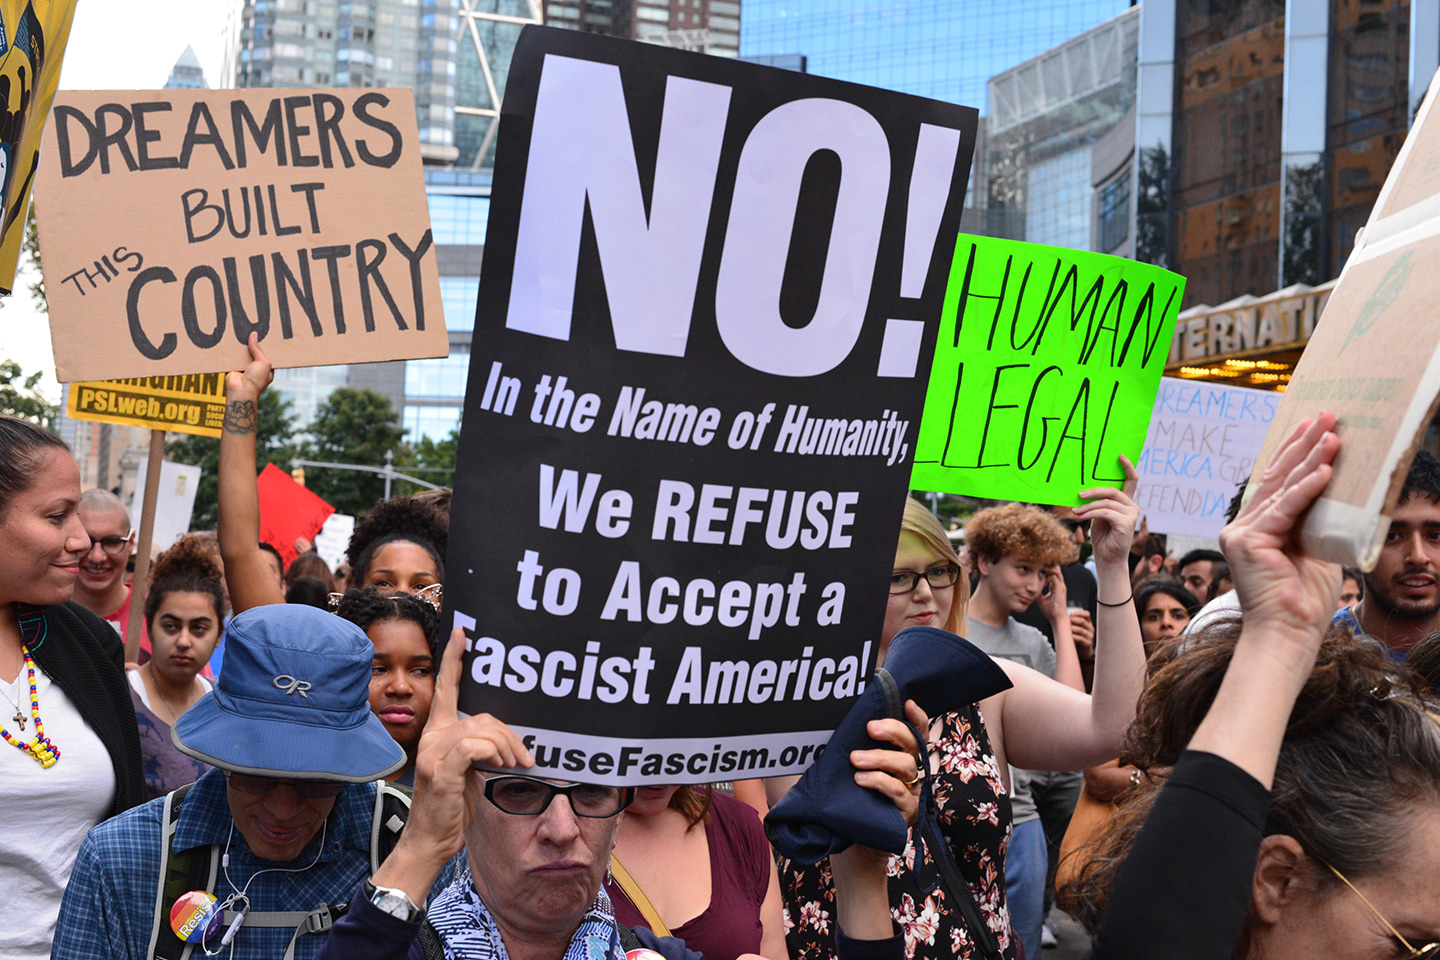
left=224, top=399, right=258, bottom=435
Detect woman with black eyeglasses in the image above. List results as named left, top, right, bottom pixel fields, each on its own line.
left=316, top=624, right=929, bottom=960
left=772, top=463, right=1148, bottom=960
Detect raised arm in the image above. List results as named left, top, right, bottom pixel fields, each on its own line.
left=1088, top=415, right=1340, bottom=960
left=987, top=457, right=1148, bottom=772
left=218, top=334, right=286, bottom=613
left=1187, top=414, right=1340, bottom=784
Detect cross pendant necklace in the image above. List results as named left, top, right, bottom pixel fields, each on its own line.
left=1, top=678, right=26, bottom=730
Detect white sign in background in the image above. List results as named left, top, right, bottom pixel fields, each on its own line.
left=131, top=458, right=203, bottom=554
left=313, top=512, right=356, bottom=573
left=1132, top=377, right=1279, bottom=538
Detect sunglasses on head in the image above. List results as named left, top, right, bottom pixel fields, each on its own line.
left=225, top=772, right=345, bottom=799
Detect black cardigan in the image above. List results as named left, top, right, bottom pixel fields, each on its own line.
left=24, top=601, right=146, bottom=817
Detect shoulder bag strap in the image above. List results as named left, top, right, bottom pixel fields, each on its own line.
left=608, top=854, right=672, bottom=938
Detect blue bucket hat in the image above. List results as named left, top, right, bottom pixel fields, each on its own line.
left=173, top=604, right=405, bottom=781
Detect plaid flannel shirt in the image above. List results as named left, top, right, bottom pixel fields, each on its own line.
left=52, top=768, right=452, bottom=960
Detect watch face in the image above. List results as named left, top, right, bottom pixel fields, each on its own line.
left=373, top=892, right=417, bottom=920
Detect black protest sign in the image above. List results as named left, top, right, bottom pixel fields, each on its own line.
left=447, top=26, right=976, bottom=784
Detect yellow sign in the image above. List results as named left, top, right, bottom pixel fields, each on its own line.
left=0, top=1, right=77, bottom=292
left=66, top=373, right=226, bottom=437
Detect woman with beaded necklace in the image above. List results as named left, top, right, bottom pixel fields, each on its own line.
left=0, top=416, right=144, bottom=960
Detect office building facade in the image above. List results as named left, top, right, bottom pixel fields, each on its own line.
left=739, top=1, right=1134, bottom=231
left=984, top=7, right=1140, bottom=252
left=543, top=0, right=739, bottom=54
left=164, top=45, right=210, bottom=89
left=1136, top=0, right=1436, bottom=308
left=223, top=0, right=541, bottom=437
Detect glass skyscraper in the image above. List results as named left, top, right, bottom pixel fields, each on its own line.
left=739, top=1, right=1133, bottom=111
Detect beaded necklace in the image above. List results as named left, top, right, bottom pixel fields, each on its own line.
left=0, top=643, right=60, bottom=767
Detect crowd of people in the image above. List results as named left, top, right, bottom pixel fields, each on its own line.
left=2, top=334, right=1439, bottom=960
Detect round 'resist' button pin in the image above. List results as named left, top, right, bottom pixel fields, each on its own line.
left=170, top=890, right=223, bottom=943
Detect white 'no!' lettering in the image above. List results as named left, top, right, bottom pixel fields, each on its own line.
left=504, top=53, right=963, bottom=378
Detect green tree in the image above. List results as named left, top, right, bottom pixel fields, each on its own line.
left=300, top=388, right=407, bottom=516
left=0, top=359, right=57, bottom=428
left=398, top=425, right=459, bottom=494
left=166, top=389, right=299, bottom=530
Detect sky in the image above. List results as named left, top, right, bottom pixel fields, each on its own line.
left=0, top=0, right=229, bottom=402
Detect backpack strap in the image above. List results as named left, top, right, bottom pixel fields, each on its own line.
left=220, top=904, right=339, bottom=960
left=147, top=783, right=222, bottom=960
left=617, top=925, right=644, bottom=951
left=371, top=780, right=412, bottom=875
left=418, top=920, right=447, bottom=960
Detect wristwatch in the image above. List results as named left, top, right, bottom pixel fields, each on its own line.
left=364, top=880, right=425, bottom=922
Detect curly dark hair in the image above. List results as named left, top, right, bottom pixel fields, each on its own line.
left=964, top=501, right=1078, bottom=567
left=1401, top=449, right=1440, bottom=504
left=333, top=586, right=441, bottom=655
left=346, top=496, right=448, bottom=585
left=1059, top=623, right=1440, bottom=944
left=145, top=534, right=226, bottom=626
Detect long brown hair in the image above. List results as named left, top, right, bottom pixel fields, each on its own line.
left=669, top=784, right=713, bottom=828
left=1060, top=622, right=1440, bottom=951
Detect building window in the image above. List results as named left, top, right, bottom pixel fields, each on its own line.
left=404, top=405, right=462, bottom=442
left=1098, top=173, right=1130, bottom=252
left=439, top=276, right=478, bottom=332
left=427, top=193, right=491, bottom=246
left=405, top=353, right=472, bottom=399
left=1025, top=148, right=1092, bottom=250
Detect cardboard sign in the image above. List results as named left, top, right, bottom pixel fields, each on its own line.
left=1249, top=70, right=1440, bottom=568
left=132, top=457, right=202, bottom=551
left=446, top=27, right=976, bottom=784
left=911, top=235, right=1186, bottom=504
left=1132, top=378, right=1278, bottom=538
left=66, top=372, right=226, bottom=438
left=256, top=462, right=335, bottom=568
left=35, top=88, right=448, bottom=382
left=0, top=1, right=76, bottom=292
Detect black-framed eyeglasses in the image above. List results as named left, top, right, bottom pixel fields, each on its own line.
left=483, top=774, right=634, bottom=818
left=1319, top=858, right=1440, bottom=958
left=889, top=563, right=963, bottom=595
left=89, top=534, right=132, bottom=556
left=225, top=772, right=346, bottom=799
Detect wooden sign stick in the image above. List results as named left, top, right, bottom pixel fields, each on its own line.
left=124, top=429, right=165, bottom=663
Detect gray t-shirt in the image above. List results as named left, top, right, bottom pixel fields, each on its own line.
left=966, top=616, right=1057, bottom=824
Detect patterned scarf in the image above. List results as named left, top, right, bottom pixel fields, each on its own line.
left=428, top=862, right=625, bottom=960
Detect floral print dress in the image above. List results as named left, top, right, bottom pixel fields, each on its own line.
left=777, top=705, right=1017, bottom=960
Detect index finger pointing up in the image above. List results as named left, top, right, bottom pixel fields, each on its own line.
left=431, top=625, right=468, bottom=728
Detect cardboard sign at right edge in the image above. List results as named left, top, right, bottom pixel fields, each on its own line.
left=1249, top=69, right=1440, bottom=569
